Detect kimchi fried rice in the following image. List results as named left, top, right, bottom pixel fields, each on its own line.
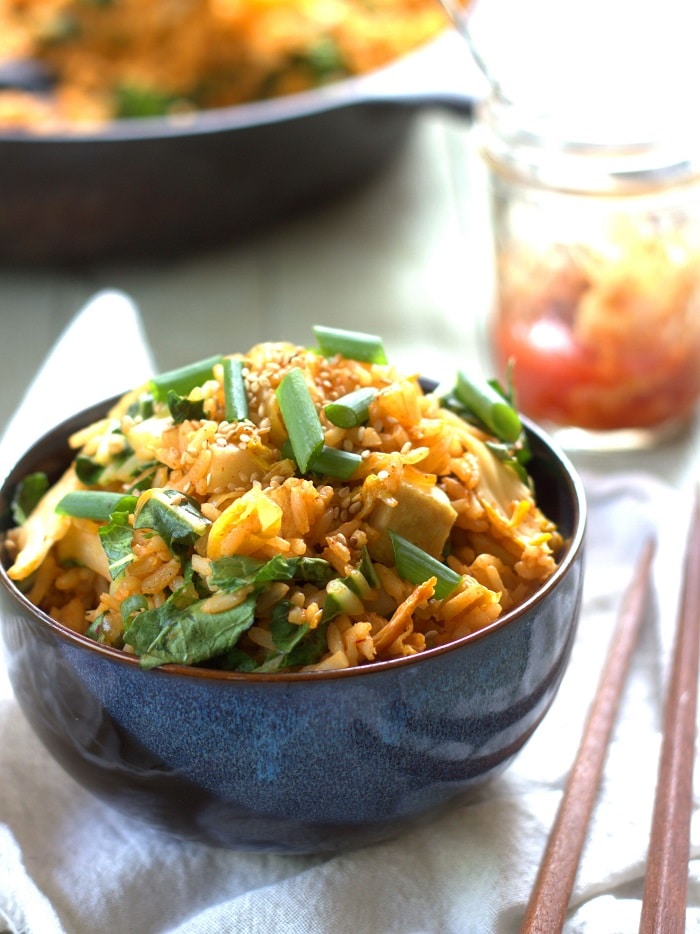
left=0, top=0, right=452, bottom=131
left=4, top=326, right=563, bottom=672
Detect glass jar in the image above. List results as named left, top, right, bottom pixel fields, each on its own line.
left=477, top=97, right=700, bottom=449
left=460, top=0, right=700, bottom=448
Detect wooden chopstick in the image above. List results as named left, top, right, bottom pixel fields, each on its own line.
left=639, top=490, right=700, bottom=933
left=521, top=536, right=656, bottom=933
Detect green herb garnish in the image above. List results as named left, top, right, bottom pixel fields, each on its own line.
left=149, top=355, right=222, bottom=403
left=324, top=387, right=376, bottom=428
left=223, top=357, right=249, bottom=422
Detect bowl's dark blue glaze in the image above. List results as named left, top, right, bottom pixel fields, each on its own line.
left=0, top=399, right=585, bottom=853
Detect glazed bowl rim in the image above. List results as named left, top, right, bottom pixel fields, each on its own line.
left=0, top=396, right=586, bottom=684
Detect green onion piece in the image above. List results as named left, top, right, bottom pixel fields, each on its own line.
left=308, top=445, right=362, bottom=480
left=454, top=371, right=523, bottom=444
left=276, top=367, right=324, bottom=473
left=321, top=578, right=366, bottom=624
left=127, top=392, right=154, bottom=420
left=324, top=387, right=376, bottom=428
left=345, top=567, right=374, bottom=600
left=389, top=531, right=462, bottom=600
left=223, top=357, right=249, bottom=422
left=313, top=325, right=387, bottom=364
left=149, top=355, right=223, bottom=402
left=56, top=491, right=138, bottom=522
left=75, top=454, right=104, bottom=485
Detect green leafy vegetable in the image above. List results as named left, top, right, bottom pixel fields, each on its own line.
left=166, top=390, right=206, bottom=425
left=210, top=553, right=334, bottom=593
left=75, top=442, right=140, bottom=486
left=257, top=605, right=329, bottom=672
left=296, top=36, right=347, bottom=83
left=127, top=585, right=257, bottom=669
left=74, top=454, right=104, bottom=485
left=214, top=646, right=259, bottom=672
left=485, top=439, right=532, bottom=485
left=86, top=593, right=148, bottom=647
left=114, top=83, right=180, bottom=118
left=85, top=612, right=110, bottom=644
left=11, top=472, right=49, bottom=525
left=120, top=594, right=148, bottom=628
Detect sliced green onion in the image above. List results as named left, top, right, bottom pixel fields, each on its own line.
left=313, top=325, right=387, bottom=364
left=454, top=371, right=522, bottom=444
left=223, top=357, right=249, bottom=422
left=389, top=531, right=462, bottom=600
left=149, top=355, right=223, bottom=402
left=56, top=491, right=138, bottom=522
left=75, top=454, right=104, bottom=485
left=308, top=445, right=362, bottom=480
left=127, top=392, right=154, bottom=420
left=324, top=387, right=376, bottom=428
left=276, top=367, right=324, bottom=473
left=321, top=578, right=366, bottom=623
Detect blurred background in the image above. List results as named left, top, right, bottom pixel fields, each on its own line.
left=0, top=0, right=489, bottom=437
left=1, top=0, right=699, bottom=472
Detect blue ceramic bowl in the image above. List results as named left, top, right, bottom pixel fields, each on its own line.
left=0, top=398, right=585, bottom=853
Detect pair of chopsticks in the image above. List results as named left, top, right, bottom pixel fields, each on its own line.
left=522, top=490, right=700, bottom=933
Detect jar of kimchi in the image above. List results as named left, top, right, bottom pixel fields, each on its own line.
left=468, top=0, right=700, bottom=449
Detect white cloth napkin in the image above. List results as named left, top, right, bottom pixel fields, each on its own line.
left=0, top=294, right=698, bottom=934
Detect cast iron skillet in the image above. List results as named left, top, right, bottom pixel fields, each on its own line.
left=0, top=31, right=481, bottom=264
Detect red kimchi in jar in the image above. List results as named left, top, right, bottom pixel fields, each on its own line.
left=478, top=96, right=700, bottom=446
left=492, top=218, right=700, bottom=433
